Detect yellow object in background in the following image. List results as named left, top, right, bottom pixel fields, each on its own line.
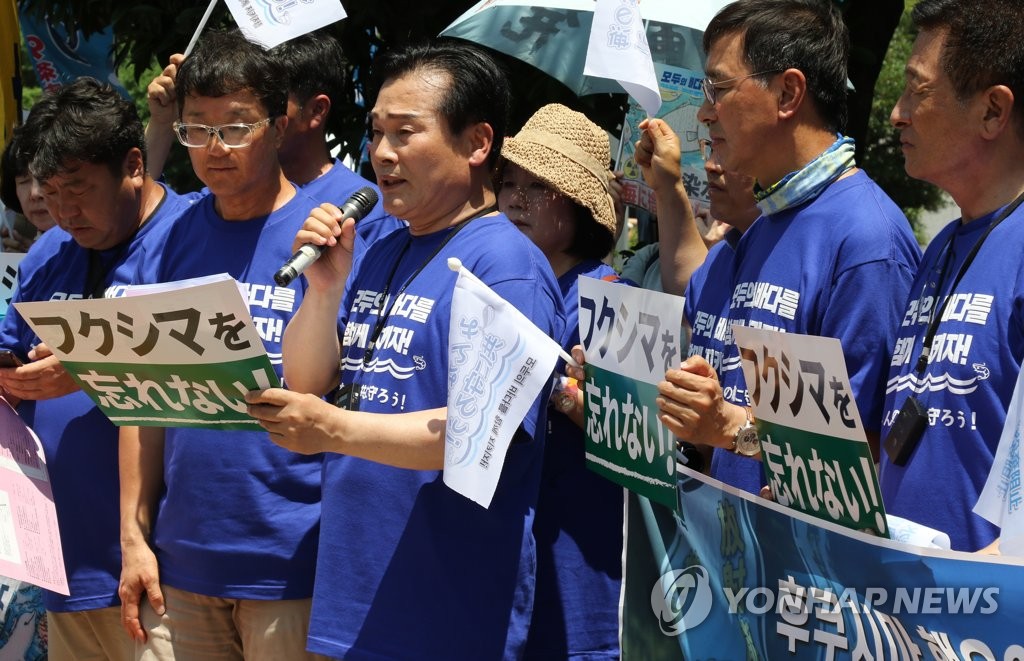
left=1, top=0, right=22, bottom=143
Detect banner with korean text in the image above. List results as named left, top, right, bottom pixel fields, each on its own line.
left=622, top=468, right=1024, bottom=660
left=733, top=326, right=888, bottom=537
left=14, top=275, right=278, bottom=429
left=444, top=259, right=562, bottom=508
left=618, top=63, right=709, bottom=214
left=578, top=276, right=685, bottom=509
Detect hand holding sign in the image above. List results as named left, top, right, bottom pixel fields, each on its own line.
left=656, top=355, right=746, bottom=450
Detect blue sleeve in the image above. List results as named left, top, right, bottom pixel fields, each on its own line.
left=822, top=258, right=916, bottom=432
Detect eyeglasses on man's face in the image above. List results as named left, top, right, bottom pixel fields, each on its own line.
left=700, top=70, right=783, bottom=105
left=172, top=118, right=272, bottom=149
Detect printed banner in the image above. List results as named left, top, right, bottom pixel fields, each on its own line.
left=0, top=576, right=45, bottom=660
left=618, top=63, right=709, bottom=214
left=578, top=277, right=685, bottom=508
left=14, top=275, right=279, bottom=429
left=584, top=0, right=662, bottom=117
left=444, top=260, right=561, bottom=508
left=17, top=11, right=127, bottom=97
left=733, top=326, right=887, bottom=537
left=0, top=401, right=67, bottom=595
left=622, top=467, right=1024, bottom=661
left=224, top=0, right=348, bottom=49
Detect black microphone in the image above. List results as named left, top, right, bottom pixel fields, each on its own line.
left=274, top=186, right=380, bottom=287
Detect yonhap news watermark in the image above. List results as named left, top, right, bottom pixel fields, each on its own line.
left=653, top=566, right=1013, bottom=660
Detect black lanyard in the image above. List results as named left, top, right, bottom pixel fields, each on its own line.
left=915, top=190, right=1024, bottom=373
left=361, top=205, right=496, bottom=365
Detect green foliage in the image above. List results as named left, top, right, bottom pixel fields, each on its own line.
left=860, top=0, right=944, bottom=234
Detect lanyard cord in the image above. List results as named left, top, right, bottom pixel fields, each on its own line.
left=915, top=190, right=1024, bottom=373
left=362, top=205, right=496, bottom=365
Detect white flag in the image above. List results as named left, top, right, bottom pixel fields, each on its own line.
left=444, top=259, right=561, bottom=508
left=583, top=0, right=663, bottom=117
left=223, top=0, right=347, bottom=49
left=975, top=365, right=1024, bottom=555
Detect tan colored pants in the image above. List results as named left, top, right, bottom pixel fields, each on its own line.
left=136, top=584, right=330, bottom=661
left=48, top=606, right=133, bottom=661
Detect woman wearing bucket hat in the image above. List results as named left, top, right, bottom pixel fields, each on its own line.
left=498, top=103, right=624, bottom=659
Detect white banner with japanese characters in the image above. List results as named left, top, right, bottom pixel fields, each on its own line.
left=444, top=259, right=562, bottom=508
left=733, top=326, right=887, bottom=536
left=577, top=276, right=685, bottom=508
left=14, top=274, right=279, bottom=429
left=224, top=0, right=347, bottom=49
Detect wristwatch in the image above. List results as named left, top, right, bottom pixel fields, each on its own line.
left=731, top=408, right=761, bottom=457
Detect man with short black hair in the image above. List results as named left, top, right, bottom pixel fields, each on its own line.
left=118, top=30, right=327, bottom=660
left=882, top=0, right=1024, bottom=552
left=656, top=0, right=920, bottom=494
left=0, top=77, right=193, bottom=661
left=247, top=40, right=564, bottom=659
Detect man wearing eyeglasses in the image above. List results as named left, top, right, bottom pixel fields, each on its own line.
left=118, top=29, right=327, bottom=660
left=655, top=0, right=921, bottom=495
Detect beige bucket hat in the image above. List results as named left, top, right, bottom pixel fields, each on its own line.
left=501, top=103, right=617, bottom=239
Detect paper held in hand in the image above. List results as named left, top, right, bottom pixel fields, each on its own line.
left=14, top=273, right=279, bottom=430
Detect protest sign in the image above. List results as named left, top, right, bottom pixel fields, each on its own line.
left=578, top=276, right=685, bottom=509
left=0, top=401, right=67, bottom=596
left=14, top=275, right=278, bottom=430
left=733, top=326, right=887, bottom=537
left=618, top=63, right=709, bottom=214
left=18, top=12, right=128, bottom=97
left=444, top=259, right=562, bottom=508
left=0, top=253, right=23, bottom=321
left=622, top=467, right=1024, bottom=660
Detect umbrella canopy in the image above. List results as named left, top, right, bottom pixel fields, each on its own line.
left=440, top=0, right=730, bottom=97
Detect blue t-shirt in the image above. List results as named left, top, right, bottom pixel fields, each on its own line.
left=308, top=213, right=564, bottom=660
left=881, top=204, right=1024, bottom=552
left=702, top=171, right=921, bottom=493
left=525, top=260, right=623, bottom=660
left=298, top=158, right=405, bottom=258
left=0, top=183, right=192, bottom=612
left=134, top=190, right=322, bottom=599
left=685, top=229, right=742, bottom=376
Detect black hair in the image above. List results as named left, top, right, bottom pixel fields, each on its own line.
left=569, top=202, right=615, bottom=262
left=913, top=0, right=1024, bottom=135
left=270, top=29, right=347, bottom=110
left=370, top=39, right=510, bottom=168
left=0, top=126, right=36, bottom=213
left=704, top=0, right=849, bottom=132
left=176, top=29, right=287, bottom=119
left=25, top=77, right=146, bottom=182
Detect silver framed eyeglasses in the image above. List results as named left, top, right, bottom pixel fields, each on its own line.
left=701, top=70, right=783, bottom=105
left=172, top=118, right=272, bottom=148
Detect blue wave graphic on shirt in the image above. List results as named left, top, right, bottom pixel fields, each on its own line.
left=342, top=356, right=418, bottom=380
left=885, top=372, right=980, bottom=396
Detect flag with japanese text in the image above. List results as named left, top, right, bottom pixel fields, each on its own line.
left=223, top=0, right=347, bottom=49
left=975, top=364, right=1024, bottom=555
left=444, top=258, right=561, bottom=508
left=583, top=0, right=662, bottom=116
